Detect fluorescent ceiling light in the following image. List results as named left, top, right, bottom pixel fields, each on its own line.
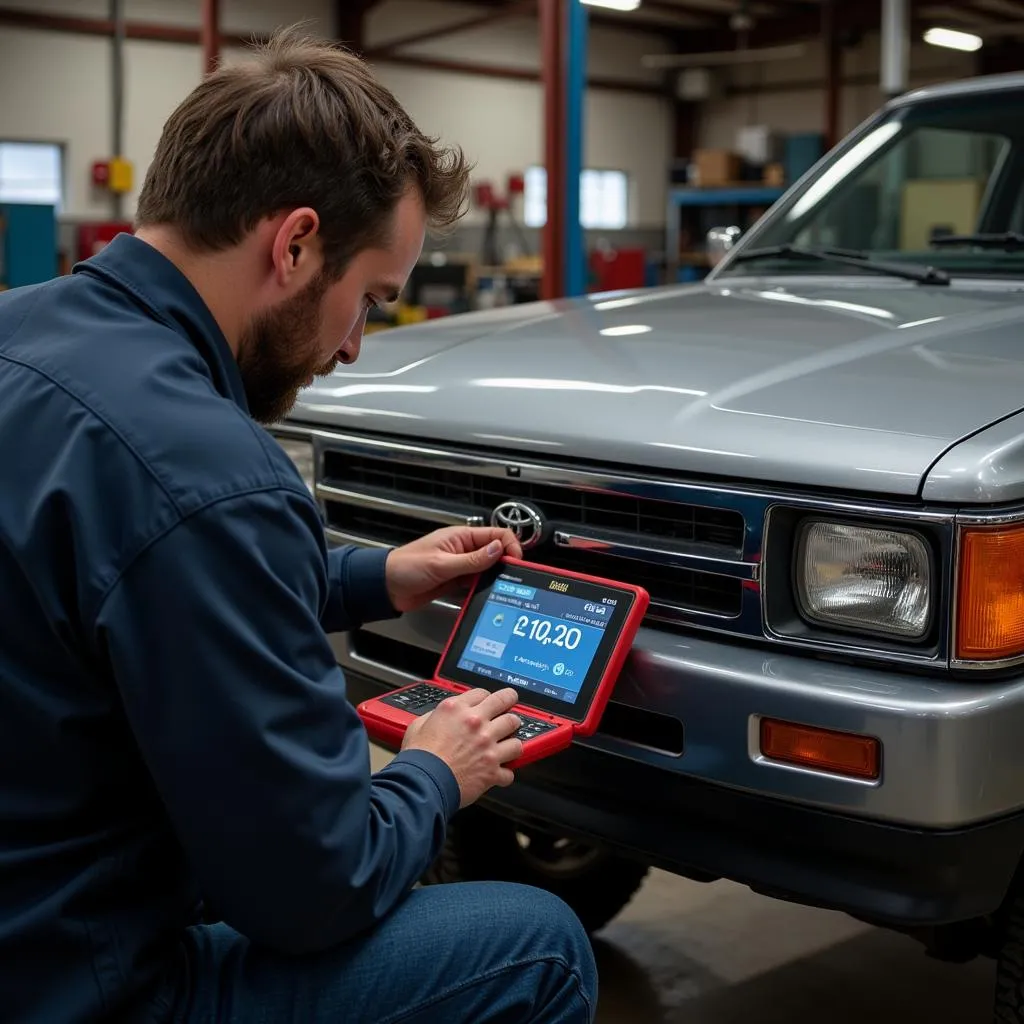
left=581, top=0, right=642, bottom=11
left=923, top=27, right=983, bottom=52
left=600, top=324, right=652, bottom=336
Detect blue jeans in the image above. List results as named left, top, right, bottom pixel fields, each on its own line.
left=152, top=882, right=597, bottom=1023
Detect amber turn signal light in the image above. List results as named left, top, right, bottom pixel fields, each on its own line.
left=760, top=718, right=880, bottom=781
left=957, top=526, right=1024, bottom=661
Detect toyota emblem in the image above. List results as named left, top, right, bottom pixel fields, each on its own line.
left=490, top=500, right=547, bottom=551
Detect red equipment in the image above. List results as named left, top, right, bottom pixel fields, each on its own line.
left=357, top=557, right=649, bottom=769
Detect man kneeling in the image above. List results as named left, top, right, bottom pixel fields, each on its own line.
left=0, top=28, right=597, bottom=1024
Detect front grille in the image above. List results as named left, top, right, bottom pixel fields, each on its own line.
left=329, top=505, right=437, bottom=547
left=325, top=502, right=742, bottom=617
left=552, top=548, right=741, bottom=617
left=320, top=443, right=749, bottom=623
left=323, top=450, right=744, bottom=549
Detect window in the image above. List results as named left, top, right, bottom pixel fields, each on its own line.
left=522, top=166, right=629, bottom=229
left=729, top=88, right=1024, bottom=278
left=0, top=142, right=63, bottom=210
left=782, top=126, right=1007, bottom=253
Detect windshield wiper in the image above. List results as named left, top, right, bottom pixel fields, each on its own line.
left=727, top=243, right=950, bottom=285
left=930, top=231, right=1024, bottom=252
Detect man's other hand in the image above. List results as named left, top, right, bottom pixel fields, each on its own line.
left=402, top=687, right=523, bottom=806
left=384, top=526, right=523, bottom=613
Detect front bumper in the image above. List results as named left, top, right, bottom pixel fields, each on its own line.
left=337, top=603, right=1024, bottom=925
left=340, top=602, right=1024, bottom=829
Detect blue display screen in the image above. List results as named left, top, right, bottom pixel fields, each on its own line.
left=455, top=575, right=617, bottom=705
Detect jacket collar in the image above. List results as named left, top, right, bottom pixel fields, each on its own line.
left=73, top=233, right=249, bottom=413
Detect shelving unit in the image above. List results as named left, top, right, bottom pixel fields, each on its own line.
left=665, top=185, right=786, bottom=283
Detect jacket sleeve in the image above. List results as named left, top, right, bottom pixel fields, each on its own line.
left=321, top=544, right=399, bottom=634
left=91, top=486, right=461, bottom=954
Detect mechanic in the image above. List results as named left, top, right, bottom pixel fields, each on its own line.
left=0, top=28, right=597, bottom=1024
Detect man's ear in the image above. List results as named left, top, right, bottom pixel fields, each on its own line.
left=270, top=208, right=323, bottom=292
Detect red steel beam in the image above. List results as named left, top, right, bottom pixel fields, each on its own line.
left=201, top=0, right=219, bottom=74
left=366, top=0, right=537, bottom=57
left=337, top=0, right=374, bottom=52
left=674, top=100, right=699, bottom=161
left=666, top=1, right=890, bottom=53
left=440, top=0, right=681, bottom=40
left=0, top=6, right=258, bottom=48
left=368, top=52, right=666, bottom=97
left=540, top=0, right=565, bottom=301
left=639, top=0, right=710, bottom=16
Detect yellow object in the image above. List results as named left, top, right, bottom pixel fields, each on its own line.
left=504, top=255, right=543, bottom=275
left=107, top=157, right=134, bottom=194
left=900, top=178, right=985, bottom=250
left=396, top=304, right=428, bottom=326
left=956, top=525, right=1024, bottom=660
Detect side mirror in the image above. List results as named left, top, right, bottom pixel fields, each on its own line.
left=707, top=225, right=742, bottom=267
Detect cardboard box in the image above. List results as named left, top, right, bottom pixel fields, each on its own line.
left=763, top=163, right=786, bottom=187
left=692, top=149, right=741, bottom=187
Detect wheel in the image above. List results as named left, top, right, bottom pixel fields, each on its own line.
left=423, top=805, right=649, bottom=934
left=996, top=887, right=1024, bottom=1021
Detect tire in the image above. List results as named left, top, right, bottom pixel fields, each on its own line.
left=423, top=805, right=650, bottom=934
left=996, top=887, right=1024, bottom=1022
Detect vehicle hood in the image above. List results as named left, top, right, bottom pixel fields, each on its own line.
left=292, top=279, right=1024, bottom=498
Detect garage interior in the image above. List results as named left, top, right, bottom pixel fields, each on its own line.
left=0, top=0, right=1019, bottom=1021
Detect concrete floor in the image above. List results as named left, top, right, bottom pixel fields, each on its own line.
left=594, top=870, right=993, bottom=1023
left=370, top=746, right=995, bottom=1021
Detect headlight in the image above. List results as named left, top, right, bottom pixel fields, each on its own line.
left=796, top=521, right=931, bottom=639
left=275, top=436, right=315, bottom=496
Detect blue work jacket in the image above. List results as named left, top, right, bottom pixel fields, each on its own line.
left=0, top=234, right=459, bottom=1022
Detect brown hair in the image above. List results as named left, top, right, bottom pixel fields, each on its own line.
left=135, top=27, right=470, bottom=277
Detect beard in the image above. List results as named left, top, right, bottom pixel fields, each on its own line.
left=236, top=271, right=342, bottom=425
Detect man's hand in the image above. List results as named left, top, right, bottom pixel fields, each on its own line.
left=384, top=526, right=523, bottom=613
left=402, top=688, right=523, bottom=807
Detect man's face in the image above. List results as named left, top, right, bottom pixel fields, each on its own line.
left=238, top=190, right=426, bottom=424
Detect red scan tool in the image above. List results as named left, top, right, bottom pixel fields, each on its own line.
left=357, top=557, right=649, bottom=769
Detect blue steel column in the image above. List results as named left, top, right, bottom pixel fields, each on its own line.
left=563, top=0, right=587, bottom=296
left=540, top=0, right=565, bottom=300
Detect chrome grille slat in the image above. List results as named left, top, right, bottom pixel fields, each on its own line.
left=315, top=483, right=484, bottom=528
left=322, top=450, right=744, bottom=550
left=271, top=427, right=965, bottom=664
left=553, top=528, right=758, bottom=580
left=546, top=546, right=743, bottom=620
left=318, top=441, right=752, bottom=623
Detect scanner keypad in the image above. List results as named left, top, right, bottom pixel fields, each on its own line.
left=379, top=683, right=453, bottom=716
left=379, top=684, right=559, bottom=741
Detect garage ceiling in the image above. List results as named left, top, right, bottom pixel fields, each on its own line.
left=446, top=0, right=1024, bottom=47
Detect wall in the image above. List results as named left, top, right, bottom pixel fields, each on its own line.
left=365, top=2, right=672, bottom=229
left=696, top=33, right=977, bottom=153
left=0, top=0, right=334, bottom=223
left=4, top=3, right=979, bottom=252
left=0, top=0, right=672, bottom=242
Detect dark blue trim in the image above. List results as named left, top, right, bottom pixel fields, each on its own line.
left=563, top=1, right=588, bottom=297
left=669, top=187, right=787, bottom=208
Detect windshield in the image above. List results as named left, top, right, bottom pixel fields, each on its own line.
left=718, top=86, right=1024, bottom=279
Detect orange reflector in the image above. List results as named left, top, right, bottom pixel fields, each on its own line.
left=957, top=526, right=1024, bottom=661
left=760, top=718, right=880, bottom=780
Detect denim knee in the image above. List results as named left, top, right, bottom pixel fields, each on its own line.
left=504, top=883, right=598, bottom=1014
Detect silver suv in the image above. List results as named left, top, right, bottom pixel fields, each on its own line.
left=278, top=73, right=1024, bottom=1021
